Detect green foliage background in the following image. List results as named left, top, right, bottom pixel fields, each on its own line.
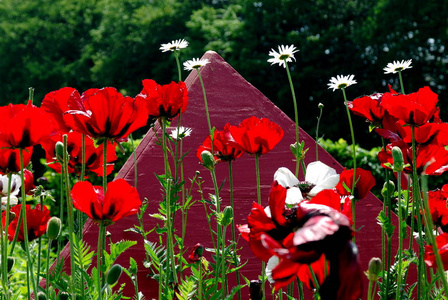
left=1, top=0, right=447, bottom=147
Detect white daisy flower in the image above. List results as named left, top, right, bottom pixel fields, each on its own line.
left=170, top=126, right=192, bottom=140
left=159, top=39, right=189, bottom=52
left=383, top=59, right=413, bottom=74
left=183, top=58, right=210, bottom=71
left=267, top=45, right=299, bottom=68
left=328, top=75, right=357, bottom=91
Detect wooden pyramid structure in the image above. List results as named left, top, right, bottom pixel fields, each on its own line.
left=70, top=51, right=389, bottom=299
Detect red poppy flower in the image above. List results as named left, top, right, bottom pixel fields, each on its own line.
left=21, top=169, right=35, bottom=195
left=136, top=79, right=188, bottom=120
left=2, top=204, right=50, bottom=242
left=0, top=146, right=33, bottom=174
left=348, top=93, right=385, bottom=124
left=381, top=86, right=439, bottom=126
left=71, top=179, right=141, bottom=225
left=0, top=101, right=57, bottom=149
left=427, top=184, right=448, bottom=230
left=41, top=132, right=117, bottom=177
left=188, top=243, right=204, bottom=262
left=308, top=189, right=352, bottom=222
left=64, top=87, right=148, bottom=142
left=424, top=232, right=448, bottom=270
left=41, top=87, right=78, bottom=133
left=197, top=124, right=244, bottom=163
left=227, top=116, right=284, bottom=155
left=336, top=168, right=376, bottom=200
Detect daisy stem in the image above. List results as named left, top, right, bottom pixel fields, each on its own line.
left=284, top=60, right=300, bottom=177
left=174, top=51, right=182, bottom=82
left=19, top=148, right=38, bottom=299
left=196, top=69, right=214, bottom=148
left=315, top=104, right=324, bottom=161
left=63, top=136, right=77, bottom=300
left=342, top=88, right=357, bottom=236
left=228, top=161, right=242, bottom=300
left=398, top=70, right=405, bottom=95
left=421, top=173, right=448, bottom=295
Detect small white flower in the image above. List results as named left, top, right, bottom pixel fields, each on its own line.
left=183, top=58, right=210, bottom=71
left=383, top=59, right=413, bottom=74
left=159, top=39, right=189, bottom=52
left=170, top=126, right=192, bottom=140
left=0, top=174, right=22, bottom=210
left=327, top=75, right=357, bottom=91
left=273, top=161, right=339, bottom=205
left=265, top=256, right=279, bottom=283
left=267, top=45, right=299, bottom=68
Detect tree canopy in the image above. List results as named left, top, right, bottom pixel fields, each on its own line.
left=1, top=0, right=446, bottom=146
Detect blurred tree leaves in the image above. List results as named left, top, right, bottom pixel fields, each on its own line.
left=0, top=0, right=447, bottom=146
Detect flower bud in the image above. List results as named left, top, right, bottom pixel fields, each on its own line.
left=36, top=291, right=47, bottom=300
left=221, top=206, right=233, bottom=227
left=55, top=141, right=65, bottom=162
left=58, top=292, right=70, bottom=300
left=249, top=280, right=263, bottom=300
left=7, top=257, right=14, bottom=273
left=46, top=216, right=62, bottom=240
left=200, top=150, right=215, bottom=171
left=367, top=257, right=382, bottom=281
left=106, top=264, right=123, bottom=286
left=318, top=103, right=324, bottom=109
left=189, top=243, right=204, bottom=262
left=381, top=180, right=395, bottom=198
left=392, top=146, right=404, bottom=172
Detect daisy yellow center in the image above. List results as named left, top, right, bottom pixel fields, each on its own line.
left=279, top=54, right=290, bottom=60
left=192, top=64, right=202, bottom=69
left=337, top=83, right=348, bottom=89
left=395, top=67, right=403, bottom=72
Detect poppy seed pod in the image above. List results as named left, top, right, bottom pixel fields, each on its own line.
left=392, top=146, right=404, bottom=172
left=200, top=150, right=215, bottom=171
left=381, top=180, right=395, bottom=198
left=58, top=292, right=70, bottom=300
left=367, top=257, right=382, bottom=281
left=46, top=217, right=62, bottom=240
left=221, top=206, right=233, bottom=227
left=106, top=264, right=123, bottom=286
left=36, top=291, right=47, bottom=300
left=55, top=141, right=65, bottom=163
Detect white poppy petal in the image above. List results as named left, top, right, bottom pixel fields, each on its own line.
left=274, top=167, right=299, bottom=188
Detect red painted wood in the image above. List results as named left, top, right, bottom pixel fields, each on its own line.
left=62, top=51, right=407, bottom=299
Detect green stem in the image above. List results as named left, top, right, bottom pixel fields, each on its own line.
left=196, top=69, right=214, bottom=147
left=129, top=134, right=138, bottom=189
left=308, top=264, right=320, bottom=296
left=174, top=51, right=182, bottom=82
left=1, top=173, right=12, bottom=300
left=411, top=125, right=425, bottom=299
left=315, top=105, right=323, bottom=161
left=421, top=174, right=448, bottom=295
left=254, top=154, right=265, bottom=299
left=229, top=161, right=242, bottom=300
left=97, top=221, right=106, bottom=300
left=367, top=279, right=373, bottom=300
left=63, top=136, right=76, bottom=300
left=283, top=60, right=300, bottom=177
left=297, top=278, right=304, bottom=300
left=46, top=239, right=52, bottom=299
left=36, top=198, right=44, bottom=288
left=102, top=140, right=108, bottom=193
left=19, top=149, right=39, bottom=298
left=198, top=259, right=203, bottom=300
left=209, top=168, right=222, bottom=288
left=342, top=87, right=357, bottom=235
left=398, top=71, right=405, bottom=95
left=395, top=170, right=403, bottom=300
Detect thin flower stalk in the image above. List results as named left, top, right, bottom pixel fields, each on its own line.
left=421, top=174, right=448, bottom=295
left=19, top=149, right=38, bottom=298
left=315, top=103, right=324, bottom=161
left=283, top=60, right=300, bottom=177
left=398, top=71, right=405, bottom=95
left=63, top=136, right=77, bottom=300
left=97, top=220, right=106, bottom=300
left=229, top=161, right=242, bottom=300
left=395, top=169, right=404, bottom=300
left=308, top=265, right=321, bottom=300
left=1, top=173, right=13, bottom=300
left=341, top=87, right=357, bottom=234
left=254, top=153, right=266, bottom=299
